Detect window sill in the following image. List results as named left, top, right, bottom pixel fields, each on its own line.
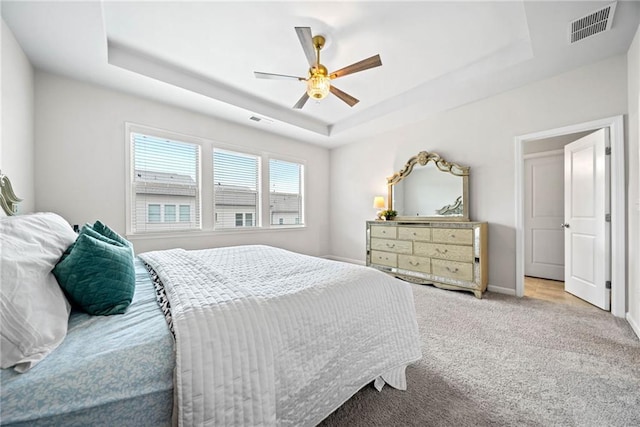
left=126, top=225, right=307, bottom=241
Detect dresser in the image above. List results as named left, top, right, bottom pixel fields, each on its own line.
left=366, top=221, right=488, bottom=298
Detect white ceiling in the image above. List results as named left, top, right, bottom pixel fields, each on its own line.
left=2, top=1, right=639, bottom=148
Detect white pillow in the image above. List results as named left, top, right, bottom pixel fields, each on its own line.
left=0, top=212, right=78, bottom=372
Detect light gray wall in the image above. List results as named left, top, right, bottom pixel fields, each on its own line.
left=1, top=18, right=34, bottom=214
left=329, top=55, right=628, bottom=293
left=627, top=23, right=640, bottom=337
left=34, top=72, right=331, bottom=257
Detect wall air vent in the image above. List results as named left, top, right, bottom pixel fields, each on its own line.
left=249, top=115, right=274, bottom=124
left=569, top=2, right=617, bottom=44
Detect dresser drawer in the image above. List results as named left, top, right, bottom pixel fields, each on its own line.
left=370, top=225, right=397, bottom=239
left=370, top=238, right=412, bottom=254
left=414, top=242, right=473, bottom=262
left=432, top=228, right=473, bottom=245
left=431, top=259, right=473, bottom=282
left=370, top=250, right=398, bottom=267
left=398, top=227, right=431, bottom=241
left=398, top=255, right=431, bottom=274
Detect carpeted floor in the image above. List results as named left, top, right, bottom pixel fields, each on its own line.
left=320, top=283, right=640, bottom=427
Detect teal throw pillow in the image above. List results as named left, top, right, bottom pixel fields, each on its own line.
left=53, top=233, right=135, bottom=315
left=59, top=224, right=127, bottom=264
left=92, top=220, right=133, bottom=249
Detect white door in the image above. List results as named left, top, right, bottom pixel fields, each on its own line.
left=524, top=153, right=565, bottom=280
left=564, top=129, right=610, bottom=310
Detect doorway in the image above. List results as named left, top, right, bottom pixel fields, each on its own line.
left=515, top=116, right=626, bottom=317
left=524, top=276, right=594, bottom=308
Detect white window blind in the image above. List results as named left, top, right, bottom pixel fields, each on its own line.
left=269, top=159, right=304, bottom=226
left=131, top=133, right=200, bottom=233
left=213, top=149, right=260, bottom=229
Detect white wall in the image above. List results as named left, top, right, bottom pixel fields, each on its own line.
left=627, top=23, right=640, bottom=338
left=330, top=55, right=628, bottom=293
left=1, top=18, right=34, bottom=213
left=34, top=72, right=330, bottom=257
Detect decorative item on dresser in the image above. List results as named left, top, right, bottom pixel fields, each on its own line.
left=366, top=151, right=488, bottom=298
left=373, top=196, right=386, bottom=220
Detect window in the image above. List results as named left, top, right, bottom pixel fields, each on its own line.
left=127, top=124, right=305, bottom=235
left=179, top=205, right=190, bottom=222
left=214, top=149, right=260, bottom=229
left=269, top=159, right=304, bottom=226
left=148, top=204, right=161, bottom=223
left=165, top=205, right=176, bottom=222
left=130, top=132, right=200, bottom=233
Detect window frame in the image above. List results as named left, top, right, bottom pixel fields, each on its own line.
left=126, top=124, right=203, bottom=235
left=125, top=122, right=306, bottom=238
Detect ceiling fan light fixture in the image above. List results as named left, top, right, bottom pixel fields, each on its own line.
left=306, top=73, right=331, bottom=100
left=254, top=27, right=382, bottom=109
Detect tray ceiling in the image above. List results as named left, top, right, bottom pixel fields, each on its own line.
left=2, top=1, right=639, bottom=147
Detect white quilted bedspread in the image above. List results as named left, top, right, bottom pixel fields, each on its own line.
left=139, top=245, right=422, bottom=426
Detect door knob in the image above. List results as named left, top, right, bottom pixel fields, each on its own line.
left=561, top=223, right=570, bottom=228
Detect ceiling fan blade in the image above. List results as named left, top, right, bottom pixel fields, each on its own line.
left=254, top=71, right=304, bottom=81
left=330, top=85, right=359, bottom=107
left=330, top=54, right=382, bottom=79
left=293, top=92, right=310, bottom=109
left=295, top=27, right=316, bottom=66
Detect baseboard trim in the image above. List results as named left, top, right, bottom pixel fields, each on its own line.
left=487, top=285, right=516, bottom=296
left=626, top=312, right=640, bottom=340
left=323, top=255, right=366, bottom=266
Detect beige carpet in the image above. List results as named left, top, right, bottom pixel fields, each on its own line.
left=320, top=283, right=640, bottom=426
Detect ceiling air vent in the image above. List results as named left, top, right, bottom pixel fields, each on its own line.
left=569, top=2, right=617, bottom=44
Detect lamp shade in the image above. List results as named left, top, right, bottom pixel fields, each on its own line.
left=373, top=196, right=385, bottom=209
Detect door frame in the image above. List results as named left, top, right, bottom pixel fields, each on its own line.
left=515, top=115, right=625, bottom=317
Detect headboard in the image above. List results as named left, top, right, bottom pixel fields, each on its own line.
left=0, top=171, right=23, bottom=216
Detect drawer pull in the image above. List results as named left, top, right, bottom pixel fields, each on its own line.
left=412, top=232, right=417, bottom=236
left=435, top=248, right=449, bottom=254
left=382, top=230, right=386, bottom=234
left=409, top=261, right=420, bottom=266
left=386, top=243, right=396, bottom=248
left=446, top=266, right=459, bottom=273
left=378, top=256, right=389, bottom=261
left=449, top=234, right=456, bottom=238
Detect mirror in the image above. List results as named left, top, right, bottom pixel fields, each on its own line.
left=387, top=151, right=470, bottom=221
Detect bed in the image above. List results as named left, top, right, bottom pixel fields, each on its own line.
left=0, top=211, right=422, bottom=426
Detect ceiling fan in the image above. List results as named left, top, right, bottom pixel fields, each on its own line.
left=254, top=27, right=382, bottom=109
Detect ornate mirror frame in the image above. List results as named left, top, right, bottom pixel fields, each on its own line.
left=0, top=172, right=23, bottom=216
left=387, top=151, right=470, bottom=221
